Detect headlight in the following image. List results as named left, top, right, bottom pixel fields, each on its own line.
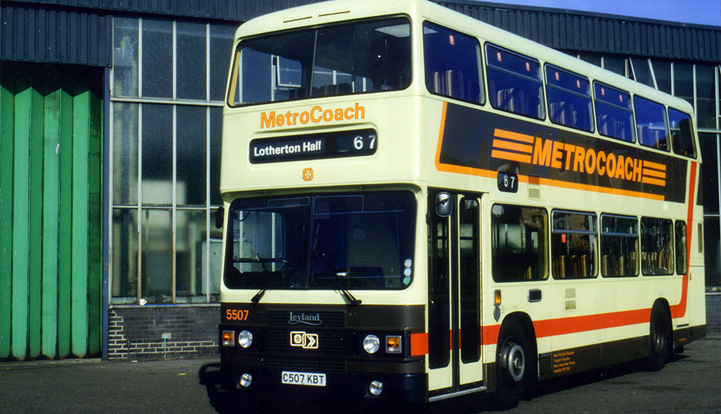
left=363, top=334, right=380, bottom=354
left=238, top=330, right=253, bottom=348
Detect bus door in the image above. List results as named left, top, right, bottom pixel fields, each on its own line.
left=427, top=191, right=484, bottom=399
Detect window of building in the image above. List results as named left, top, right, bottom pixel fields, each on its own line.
left=486, top=45, right=545, bottom=120
left=424, top=22, right=484, bottom=104
left=600, top=215, right=638, bottom=277
left=634, top=96, right=668, bottom=151
left=491, top=204, right=548, bottom=282
left=594, top=82, right=634, bottom=142
left=551, top=211, right=597, bottom=279
left=545, top=65, right=593, bottom=132
left=641, top=217, right=674, bottom=276
left=110, top=17, right=236, bottom=304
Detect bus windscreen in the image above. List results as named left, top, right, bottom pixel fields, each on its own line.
left=224, top=191, right=416, bottom=290
left=228, top=17, right=412, bottom=106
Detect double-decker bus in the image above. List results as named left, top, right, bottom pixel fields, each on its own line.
left=217, top=0, right=705, bottom=409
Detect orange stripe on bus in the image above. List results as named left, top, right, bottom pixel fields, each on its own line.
left=494, top=128, right=535, bottom=144
left=491, top=150, right=532, bottom=164
left=643, top=160, right=667, bottom=171
left=642, top=177, right=666, bottom=187
left=410, top=332, right=429, bottom=356
left=492, top=138, right=533, bottom=154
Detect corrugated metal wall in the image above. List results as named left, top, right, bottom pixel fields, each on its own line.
left=0, top=4, right=111, bottom=66
left=0, top=62, right=103, bottom=360
left=2, top=0, right=719, bottom=65
left=439, top=1, right=721, bottom=63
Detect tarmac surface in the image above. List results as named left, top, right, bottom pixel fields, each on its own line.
left=1, top=335, right=720, bottom=413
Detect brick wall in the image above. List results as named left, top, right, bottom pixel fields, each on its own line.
left=707, top=294, right=721, bottom=334
left=108, top=305, right=220, bottom=360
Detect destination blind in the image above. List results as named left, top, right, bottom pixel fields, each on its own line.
left=249, top=129, right=377, bottom=163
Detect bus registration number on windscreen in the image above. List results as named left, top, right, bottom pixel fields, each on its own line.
left=281, top=371, right=326, bottom=387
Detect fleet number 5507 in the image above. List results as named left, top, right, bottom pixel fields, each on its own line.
left=226, top=309, right=249, bottom=321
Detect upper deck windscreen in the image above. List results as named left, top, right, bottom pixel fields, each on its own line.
left=228, top=17, right=411, bottom=106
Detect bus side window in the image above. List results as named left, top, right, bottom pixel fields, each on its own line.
left=600, top=215, right=638, bottom=277
left=423, top=22, right=484, bottom=105
left=545, top=65, right=593, bottom=132
left=486, top=44, right=544, bottom=120
left=551, top=211, right=597, bottom=279
left=491, top=204, right=548, bottom=282
left=675, top=221, right=688, bottom=275
left=641, top=217, right=674, bottom=276
left=634, top=96, right=669, bottom=151
left=669, top=108, right=697, bottom=158
left=594, top=82, right=634, bottom=142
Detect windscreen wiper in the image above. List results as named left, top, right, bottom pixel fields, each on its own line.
left=250, top=289, right=266, bottom=304
left=339, top=289, right=361, bottom=306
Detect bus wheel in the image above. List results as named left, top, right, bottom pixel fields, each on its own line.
left=494, top=318, right=533, bottom=409
left=647, top=303, right=672, bottom=371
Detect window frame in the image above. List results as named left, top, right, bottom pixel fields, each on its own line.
left=551, top=210, right=598, bottom=279
left=594, top=81, right=635, bottom=142
left=423, top=21, right=485, bottom=105
left=486, top=44, right=546, bottom=120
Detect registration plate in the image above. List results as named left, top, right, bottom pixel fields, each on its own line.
left=281, top=371, right=326, bottom=387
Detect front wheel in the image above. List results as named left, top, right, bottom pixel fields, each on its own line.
left=493, top=318, right=535, bottom=409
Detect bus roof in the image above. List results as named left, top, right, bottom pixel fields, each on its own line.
left=233, top=0, right=694, bottom=114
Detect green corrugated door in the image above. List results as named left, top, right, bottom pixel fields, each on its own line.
left=0, top=63, right=103, bottom=360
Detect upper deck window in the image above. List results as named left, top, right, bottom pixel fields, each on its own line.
left=669, top=108, right=696, bottom=158
left=595, top=82, right=634, bottom=142
left=634, top=96, right=668, bottom=151
left=423, top=22, right=484, bottom=105
left=545, top=65, right=593, bottom=132
left=486, top=45, right=544, bottom=120
left=227, top=17, right=411, bottom=106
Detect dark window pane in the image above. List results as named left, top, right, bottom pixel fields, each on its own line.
left=641, top=217, right=674, bottom=276
left=487, top=45, right=544, bottom=120
left=112, top=102, right=138, bottom=205
left=141, top=104, right=173, bottom=205
left=210, top=107, right=222, bottom=206
left=545, top=65, right=593, bottom=132
left=704, top=216, right=721, bottom=289
left=177, top=106, right=207, bottom=206
left=424, top=22, right=484, bottom=104
left=603, top=56, right=626, bottom=76
left=595, top=82, right=634, bottom=142
left=551, top=211, right=597, bottom=279
left=699, top=134, right=719, bottom=214
left=142, top=19, right=172, bottom=98
left=634, top=96, right=668, bottom=150
left=177, top=22, right=207, bottom=100
left=601, top=215, right=638, bottom=277
left=492, top=204, right=548, bottom=281
left=669, top=108, right=696, bottom=157
left=630, top=58, right=654, bottom=87
left=210, top=25, right=236, bottom=101
left=673, top=62, right=693, bottom=106
left=112, top=208, right=139, bottom=298
left=696, top=65, right=716, bottom=129
left=652, top=60, right=672, bottom=94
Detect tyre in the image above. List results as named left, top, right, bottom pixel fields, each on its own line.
left=647, top=303, right=672, bottom=371
left=493, top=318, right=535, bottom=409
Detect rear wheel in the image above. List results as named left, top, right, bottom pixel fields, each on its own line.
left=493, top=318, right=535, bottom=409
left=647, top=303, right=672, bottom=371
